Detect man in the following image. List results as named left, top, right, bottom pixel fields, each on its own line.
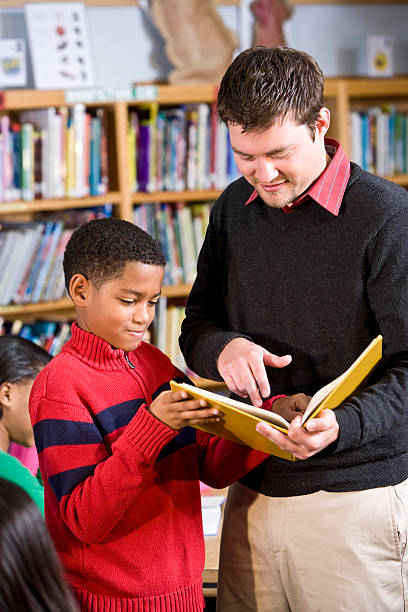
left=179, top=46, right=408, bottom=611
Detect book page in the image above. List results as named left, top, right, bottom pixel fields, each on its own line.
left=176, top=382, right=290, bottom=429
left=301, top=335, right=383, bottom=424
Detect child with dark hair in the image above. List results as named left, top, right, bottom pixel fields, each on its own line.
left=0, top=335, right=51, bottom=512
left=30, top=218, right=299, bottom=611
left=0, top=478, right=78, bottom=612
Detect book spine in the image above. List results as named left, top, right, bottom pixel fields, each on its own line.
left=20, top=123, right=34, bottom=201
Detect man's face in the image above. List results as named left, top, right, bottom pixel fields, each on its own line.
left=229, top=110, right=329, bottom=209
left=77, top=261, right=164, bottom=352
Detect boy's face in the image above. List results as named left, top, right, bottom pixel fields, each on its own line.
left=76, top=261, right=164, bottom=352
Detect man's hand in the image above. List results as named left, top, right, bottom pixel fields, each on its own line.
left=271, top=393, right=311, bottom=422
left=255, top=409, right=339, bottom=460
left=217, top=338, right=291, bottom=407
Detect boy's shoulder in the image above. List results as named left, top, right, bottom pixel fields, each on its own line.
left=30, top=348, right=82, bottom=400
left=131, top=341, right=182, bottom=382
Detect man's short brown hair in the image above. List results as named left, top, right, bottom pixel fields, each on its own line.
left=217, top=46, right=325, bottom=138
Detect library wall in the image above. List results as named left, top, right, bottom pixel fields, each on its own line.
left=1, top=4, right=408, bottom=88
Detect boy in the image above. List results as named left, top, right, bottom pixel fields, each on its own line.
left=30, top=218, right=307, bottom=611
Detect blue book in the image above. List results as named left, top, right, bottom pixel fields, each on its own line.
left=31, top=221, right=63, bottom=303
left=90, top=117, right=101, bottom=196
left=23, top=221, right=54, bottom=303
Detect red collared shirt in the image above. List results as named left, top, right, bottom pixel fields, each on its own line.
left=244, top=138, right=351, bottom=217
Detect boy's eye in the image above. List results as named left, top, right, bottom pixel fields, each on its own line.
left=119, top=299, right=135, bottom=305
left=148, top=300, right=159, bottom=307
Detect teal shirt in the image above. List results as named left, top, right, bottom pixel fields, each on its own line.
left=0, top=450, right=44, bottom=514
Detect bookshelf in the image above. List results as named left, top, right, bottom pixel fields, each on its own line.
left=0, top=78, right=407, bottom=377
left=324, top=76, right=408, bottom=181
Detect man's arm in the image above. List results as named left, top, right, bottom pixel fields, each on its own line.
left=257, top=206, right=408, bottom=457
left=180, top=204, right=290, bottom=404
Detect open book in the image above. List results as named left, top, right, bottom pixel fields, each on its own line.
left=170, top=335, right=383, bottom=461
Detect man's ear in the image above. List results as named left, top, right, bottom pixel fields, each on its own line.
left=0, top=382, right=12, bottom=408
left=315, top=107, right=330, bottom=137
left=69, top=274, right=91, bottom=307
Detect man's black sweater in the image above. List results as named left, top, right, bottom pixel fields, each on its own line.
left=180, top=163, right=408, bottom=496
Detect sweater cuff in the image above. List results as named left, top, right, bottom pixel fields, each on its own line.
left=122, top=405, right=178, bottom=460
left=330, top=405, right=362, bottom=452
left=261, top=395, right=287, bottom=411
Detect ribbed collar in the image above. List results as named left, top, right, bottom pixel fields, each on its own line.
left=63, top=322, right=135, bottom=371
left=244, top=138, right=350, bottom=216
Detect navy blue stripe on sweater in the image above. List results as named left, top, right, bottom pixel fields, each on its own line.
left=34, top=419, right=103, bottom=453
left=158, top=427, right=197, bottom=461
left=49, top=464, right=97, bottom=501
left=94, top=398, right=145, bottom=435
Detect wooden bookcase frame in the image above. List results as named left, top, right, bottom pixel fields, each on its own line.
left=0, top=77, right=407, bottom=388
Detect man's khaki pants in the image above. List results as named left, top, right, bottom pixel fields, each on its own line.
left=216, top=480, right=408, bottom=611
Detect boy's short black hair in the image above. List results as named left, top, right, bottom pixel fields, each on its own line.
left=63, top=218, right=166, bottom=292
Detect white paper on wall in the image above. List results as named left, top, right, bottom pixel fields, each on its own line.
left=25, top=2, right=95, bottom=90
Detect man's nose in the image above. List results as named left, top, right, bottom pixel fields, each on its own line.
left=256, top=158, right=279, bottom=183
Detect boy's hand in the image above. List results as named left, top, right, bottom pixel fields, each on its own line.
left=149, top=390, right=222, bottom=430
left=0, top=421, right=10, bottom=452
left=272, top=393, right=311, bottom=422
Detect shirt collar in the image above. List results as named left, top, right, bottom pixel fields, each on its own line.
left=244, top=138, right=350, bottom=216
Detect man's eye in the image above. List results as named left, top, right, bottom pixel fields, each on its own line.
left=149, top=301, right=159, bottom=307
left=119, top=299, right=135, bottom=305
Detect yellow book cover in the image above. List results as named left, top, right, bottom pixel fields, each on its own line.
left=170, top=335, right=383, bottom=461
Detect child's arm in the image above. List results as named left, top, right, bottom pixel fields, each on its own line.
left=32, top=390, right=221, bottom=544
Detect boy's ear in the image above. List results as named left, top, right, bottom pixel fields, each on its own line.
left=0, top=382, right=12, bottom=408
left=69, top=274, right=91, bottom=307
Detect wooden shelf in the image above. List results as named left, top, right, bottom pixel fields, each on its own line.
left=0, top=193, right=121, bottom=214
left=0, top=283, right=193, bottom=319
left=132, top=190, right=221, bottom=204
left=0, top=299, right=75, bottom=319
left=383, top=174, right=408, bottom=186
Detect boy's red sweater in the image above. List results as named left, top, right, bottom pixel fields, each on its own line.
left=30, top=323, right=269, bottom=611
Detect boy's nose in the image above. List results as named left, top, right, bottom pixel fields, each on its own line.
left=132, top=304, right=149, bottom=324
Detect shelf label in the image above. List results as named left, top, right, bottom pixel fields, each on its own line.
left=131, top=84, right=158, bottom=101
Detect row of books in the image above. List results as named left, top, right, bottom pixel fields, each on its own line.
left=0, top=319, right=72, bottom=356
left=0, top=105, right=109, bottom=202
left=133, top=201, right=211, bottom=285
left=151, top=297, right=188, bottom=374
left=0, top=206, right=112, bottom=306
left=128, top=102, right=240, bottom=193
left=349, top=107, right=408, bottom=176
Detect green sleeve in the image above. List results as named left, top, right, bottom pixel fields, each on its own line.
left=0, top=451, right=44, bottom=514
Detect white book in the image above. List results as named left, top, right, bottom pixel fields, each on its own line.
left=196, top=104, right=210, bottom=190
left=349, top=111, right=362, bottom=166
left=20, top=107, right=57, bottom=198
left=2, top=227, right=37, bottom=305
left=0, top=230, right=20, bottom=305
left=73, top=104, right=86, bottom=197
left=214, top=119, right=228, bottom=189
